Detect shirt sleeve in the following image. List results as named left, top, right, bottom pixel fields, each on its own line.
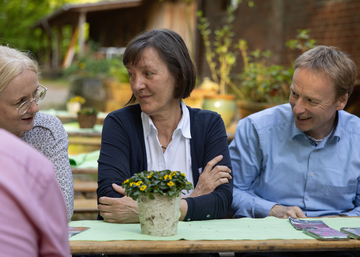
left=184, top=114, right=233, bottom=221
left=97, top=114, right=134, bottom=199
left=38, top=163, right=72, bottom=257
left=43, top=121, right=74, bottom=222
left=343, top=176, right=360, bottom=216
left=229, top=117, right=277, bottom=218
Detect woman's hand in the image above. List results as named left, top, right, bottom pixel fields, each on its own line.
left=189, top=155, right=232, bottom=198
left=98, top=183, right=139, bottom=223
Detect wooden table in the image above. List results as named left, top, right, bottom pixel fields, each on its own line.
left=69, top=218, right=360, bottom=255
left=70, top=238, right=360, bottom=255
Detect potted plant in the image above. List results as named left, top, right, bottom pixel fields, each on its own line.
left=63, top=42, right=130, bottom=112
left=234, top=29, right=317, bottom=118
left=196, top=1, right=247, bottom=127
left=122, top=170, right=193, bottom=236
left=77, top=107, right=98, bottom=129
left=67, top=96, right=85, bottom=114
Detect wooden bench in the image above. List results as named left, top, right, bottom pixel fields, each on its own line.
left=72, top=167, right=98, bottom=214
left=74, top=181, right=97, bottom=193
left=74, top=199, right=98, bottom=213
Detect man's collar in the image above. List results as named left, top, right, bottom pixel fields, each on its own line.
left=291, top=111, right=340, bottom=143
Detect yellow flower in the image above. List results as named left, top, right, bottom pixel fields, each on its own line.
left=160, top=177, right=163, bottom=180
left=147, top=173, right=153, bottom=179
left=164, top=174, right=168, bottom=180
left=135, top=181, right=143, bottom=186
left=167, top=181, right=175, bottom=187
left=181, top=173, right=186, bottom=177
left=140, top=185, right=147, bottom=191
left=123, top=179, right=129, bottom=184
left=70, top=96, right=85, bottom=104
left=130, top=182, right=134, bottom=187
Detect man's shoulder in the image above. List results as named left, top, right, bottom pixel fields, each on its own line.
left=245, top=103, right=293, bottom=130
left=338, top=110, right=360, bottom=137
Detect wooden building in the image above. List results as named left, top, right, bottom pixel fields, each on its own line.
left=33, top=0, right=197, bottom=70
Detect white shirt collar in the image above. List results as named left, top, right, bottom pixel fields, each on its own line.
left=141, top=101, right=191, bottom=139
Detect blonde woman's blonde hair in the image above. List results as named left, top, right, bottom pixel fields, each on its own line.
left=0, top=45, right=39, bottom=93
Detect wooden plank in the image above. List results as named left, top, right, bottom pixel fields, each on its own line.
left=70, top=239, right=360, bottom=255
left=74, top=181, right=97, bottom=192
left=68, top=137, right=101, bottom=146
left=74, top=199, right=98, bottom=213
left=72, top=167, right=98, bottom=174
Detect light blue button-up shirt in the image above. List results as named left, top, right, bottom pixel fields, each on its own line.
left=229, top=103, right=360, bottom=218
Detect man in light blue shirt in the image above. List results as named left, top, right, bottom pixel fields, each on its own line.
left=229, top=45, right=360, bottom=219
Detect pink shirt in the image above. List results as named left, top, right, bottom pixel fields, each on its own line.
left=0, top=129, right=70, bottom=257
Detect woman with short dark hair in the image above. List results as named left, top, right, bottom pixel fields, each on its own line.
left=97, top=29, right=233, bottom=223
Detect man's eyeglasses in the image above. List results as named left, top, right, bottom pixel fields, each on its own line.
left=16, top=84, right=47, bottom=116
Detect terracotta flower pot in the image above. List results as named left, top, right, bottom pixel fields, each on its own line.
left=77, top=114, right=97, bottom=129
left=137, top=194, right=181, bottom=236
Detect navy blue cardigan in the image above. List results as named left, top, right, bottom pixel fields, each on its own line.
left=97, top=104, right=232, bottom=221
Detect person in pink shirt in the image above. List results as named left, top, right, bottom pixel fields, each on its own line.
left=0, top=129, right=70, bottom=257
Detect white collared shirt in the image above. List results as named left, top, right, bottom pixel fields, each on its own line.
left=141, top=101, right=193, bottom=196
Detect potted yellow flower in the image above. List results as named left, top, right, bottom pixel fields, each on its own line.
left=67, top=96, right=85, bottom=114
left=122, top=170, right=193, bottom=236
left=77, top=107, right=98, bottom=129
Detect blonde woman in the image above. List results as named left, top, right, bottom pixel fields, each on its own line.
left=0, top=45, right=74, bottom=221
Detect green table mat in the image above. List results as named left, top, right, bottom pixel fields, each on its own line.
left=69, top=150, right=99, bottom=168
left=63, top=122, right=103, bottom=133
left=68, top=217, right=360, bottom=241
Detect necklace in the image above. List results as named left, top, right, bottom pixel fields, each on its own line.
left=161, top=145, right=166, bottom=150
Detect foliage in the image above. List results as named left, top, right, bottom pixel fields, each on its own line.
left=69, top=96, right=85, bottom=104
left=63, top=54, right=129, bottom=82
left=235, top=29, right=316, bottom=103
left=197, top=1, right=240, bottom=95
left=236, top=40, right=294, bottom=103
left=77, top=107, right=98, bottom=115
left=0, top=0, right=80, bottom=56
left=196, top=0, right=316, bottom=104
left=122, top=170, right=193, bottom=201
left=286, top=29, right=317, bottom=54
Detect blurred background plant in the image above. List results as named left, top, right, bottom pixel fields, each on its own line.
left=77, top=107, right=98, bottom=116
left=62, top=41, right=129, bottom=83
left=69, top=96, right=86, bottom=104
left=234, top=29, right=317, bottom=104
left=197, top=0, right=250, bottom=96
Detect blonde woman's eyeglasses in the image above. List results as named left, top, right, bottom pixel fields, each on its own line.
left=16, top=84, right=47, bottom=116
